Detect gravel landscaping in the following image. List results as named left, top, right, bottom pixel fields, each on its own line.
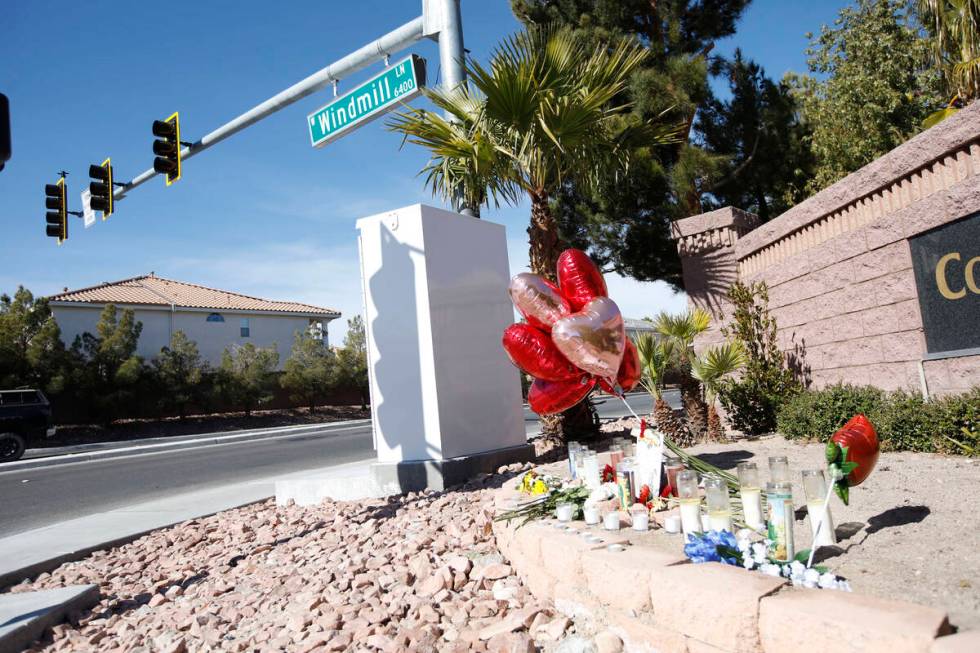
left=4, top=469, right=606, bottom=653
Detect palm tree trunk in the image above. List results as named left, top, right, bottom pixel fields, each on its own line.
left=528, top=192, right=563, bottom=283
left=527, top=193, right=597, bottom=442
left=680, top=372, right=708, bottom=441
left=706, top=404, right=724, bottom=442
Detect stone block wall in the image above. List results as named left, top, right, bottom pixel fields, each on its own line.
left=672, top=102, right=980, bottom=396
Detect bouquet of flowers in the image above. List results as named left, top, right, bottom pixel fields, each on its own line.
left=684, top=529, right=852, bottom=591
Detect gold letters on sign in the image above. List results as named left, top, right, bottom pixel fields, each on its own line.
left=935, top=252, right=980, bottom=300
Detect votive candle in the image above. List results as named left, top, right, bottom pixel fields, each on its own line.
left=737, top=462, right=765, bottom=530
left=802, top=469, right=837, bottom=546
left=603, top=511, right=620, bottom=531
left=608, top=444, right=624, bottom=467
left=766, top=481, right=795, bottom=562
left=583, top=450, right=601, bottom=490
left=676, top=470, right=702, bottom=537
left=583, top=505, right=601, bottom=525
left=567, top=441, right=582, bottom=479
left=556, top=502, right=575, bottom=522
left=664, top=515, right=681, bottom=533
left=616, top=461, right=634, bottom=510
left=704, top=476, right=732, bottom=532
left=631, top=506, right=649, bottom=531
left=769, top=456, right=790, bottom=484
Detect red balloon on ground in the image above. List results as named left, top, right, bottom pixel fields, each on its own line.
left=528, top=376, right=596, bottom=415
left=831, top=414, right=880, bottom=486
left=557, top=249, right=608, bottom=312
left=502, top=323, right=580, bottom=381
left=599, top=339, right=641, bottom=394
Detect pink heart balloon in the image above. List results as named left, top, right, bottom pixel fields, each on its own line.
left=551, top=297, right=626, bottom=381
left=508, top=273, right=571, bottom=332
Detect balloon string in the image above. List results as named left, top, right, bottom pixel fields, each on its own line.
left=617, top=393, right=665, bottom=453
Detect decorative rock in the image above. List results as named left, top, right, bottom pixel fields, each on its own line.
left=537, top=616, right=571, bottom=642
left=476, top=563, right=512, bottom=581
left=594, top=630, right=624, bottom=653
left=554, top=635, right=599, bottom=653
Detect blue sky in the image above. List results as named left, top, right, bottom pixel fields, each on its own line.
left=0, top=0, right=848, bottom=345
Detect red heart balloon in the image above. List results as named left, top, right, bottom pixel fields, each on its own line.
left=557, top=249, right=607, bottom=312
left=599, top=339, right=641, bottom=394
left=508, top=273, right=571, bottom=332
left=831, top=414, right=880, bottom=487
left=528, top=376, right=596, bottom=415
left=502, top=323, right=580, bottom=381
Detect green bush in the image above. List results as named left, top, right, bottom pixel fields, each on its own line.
left=776, top=384, right=980, bottom=455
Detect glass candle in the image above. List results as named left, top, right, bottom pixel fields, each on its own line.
left=631, top=505, right=649, bottom=531
left=582, top=450, right=601, bottom=490
left=766, top=481, right=795, bottom=562
left=737, top=462, right=765, bottom=530
left=583, top=505, right=601, bottom=525
left=608, top=445, right=624, bottom=467
left=704, top=476, right=733, bottom=532
left=676, top=470, right=702, bottom=537
left=603, top=511, right=620, bottom=531
left=567, top=441, right=582, bottom=479
left=556, top=502, right=575, bottom=522
left=664, top=515, right=681, bottom=533
left=665, top=459, right=685, bottom=497
left=802, top=469, right=837, bottom=546
left=769, top=456, right=790, bottom=484
left=616, top=461, right=634, bottom=510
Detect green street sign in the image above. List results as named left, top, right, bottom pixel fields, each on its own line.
left=308, top=54, right=426, bottom=148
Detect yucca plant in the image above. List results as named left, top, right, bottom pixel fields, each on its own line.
left=653, top=308, right=712, bottom=442
left=634, top=333, right=687, bottom=444
left=691, top=342, right=746, bottom=441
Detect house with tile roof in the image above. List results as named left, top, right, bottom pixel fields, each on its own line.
left=47, top=274, right=341, bottom=367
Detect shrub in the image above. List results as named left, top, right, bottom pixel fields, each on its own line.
left=777, top=384, right=980, bottom=455
left=718, top=282, right=801, bottom=434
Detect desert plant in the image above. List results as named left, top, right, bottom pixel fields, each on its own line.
left=635, top=333, right=684, bottom=442
left=691, top=342, right=746, bottom=441
left=653, top=308, right=712, bottom=442
left=218, top=343, right=279, bottom=417
left=153, top=331, right=206, bottom=420
left=281, top=331, right=338, bottom=413
left=336, top=316, right=369, bottom=410
left=718, top=282, right=800, bottom=434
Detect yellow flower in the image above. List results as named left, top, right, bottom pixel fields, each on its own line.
left=532, top=479, right=548, bottom=495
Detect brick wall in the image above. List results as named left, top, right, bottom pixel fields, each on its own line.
left=672, top=102, right=980, bottom=396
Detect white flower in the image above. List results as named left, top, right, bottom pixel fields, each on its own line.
left=742, top=557, right=755, bottom=570
left=760, top=564, right=782, bottom=577
left=737, top=538, right=751, bottom=553
left=781, top=565, right=793, bottom=578
left=803, top=568, right=821, bottom=585
left=736, top=528, right=754, bottom=541
left=751, top=543, right=768, bottom=560
left=837, top=580, right=852, bottom=592
left=789, top=561, right=806, bottom=577
left=803, top=579, right=818, bottom=589
left=818, top=573, right=838, bottom=590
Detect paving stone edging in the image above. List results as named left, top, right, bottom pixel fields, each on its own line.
left=489, top=470, right=975, bottom=653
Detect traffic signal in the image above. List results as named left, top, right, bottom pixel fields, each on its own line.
left=45, top=176, right=67, bottom=242
left=88, top=158, right=114, bottom=220
left=0, top=93, right=10, bottom=172
left=152, top=112, right=181, bottom=185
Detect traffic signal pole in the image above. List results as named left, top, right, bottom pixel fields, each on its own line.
left=115, top=0, right=466, bottom=201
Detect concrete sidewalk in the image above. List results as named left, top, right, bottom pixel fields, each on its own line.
left=0, top=457, right=373, bottom=589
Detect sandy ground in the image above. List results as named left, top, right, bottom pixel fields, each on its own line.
left=599, top=419, right=980, bottom=631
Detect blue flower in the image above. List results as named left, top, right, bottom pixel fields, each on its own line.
left=684, top=530, right=743, bottom=567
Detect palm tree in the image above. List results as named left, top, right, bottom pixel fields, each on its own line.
left=634, top=333, right=687, bottom=444
left=919, top=0, right=980, bottom=126
left=653, top=308, right=712, bottom=442
left=690, top=342, right=746, bottom=442
left=390, top=26, right=681, bottom=439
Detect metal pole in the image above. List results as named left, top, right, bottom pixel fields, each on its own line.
left=435, top=0, right=472, bottom=216
left=116, top=17, right=425, bottom=199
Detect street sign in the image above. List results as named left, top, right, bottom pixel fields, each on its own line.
left=308, top=54, right=426, bottom=148
left=81, top=189, right=96, bottom=228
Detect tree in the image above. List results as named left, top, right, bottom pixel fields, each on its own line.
left=390, top=25, right=678, bottom=439
left=153, top=331, right=206, bottom=420
left=281, top=331, right=338, bottom=412
left=511, top=0, right=751, bottom=285
left=336, top=316, right=369, bottom=410
left=918, top=0, right=980, bottom=107
left=690, top=342, right=745, bottom=441
left=789, top=0, right=944, bottom=194
left=697, top=50, right=814, bottom=221
left=218, top=343, right=279, bottom=417
left=73, top=304, right=144, bottom=425
left=0, top=287, right=69, bottom=395
left=718, top=282, right=801, bottom=434
left=653, top=308, right=711, bottom=444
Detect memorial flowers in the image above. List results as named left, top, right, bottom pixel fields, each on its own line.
left=683, top=528, right=852, bottom=591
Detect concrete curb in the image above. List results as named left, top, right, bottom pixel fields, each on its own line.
left=0, top=584, right=99, bottom=653
left=0, top=419, right=371, bottom=473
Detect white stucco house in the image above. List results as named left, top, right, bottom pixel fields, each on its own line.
left=47, top=274, right=341, bottom=368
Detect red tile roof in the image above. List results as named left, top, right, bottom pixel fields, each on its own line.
left=48, top=274, right=340, bottom=317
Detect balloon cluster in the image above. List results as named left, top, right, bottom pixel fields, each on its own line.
left=502, top=249, right=640, bottom=415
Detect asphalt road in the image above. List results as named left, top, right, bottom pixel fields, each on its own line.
left=0, top=391, right=665, bottom=536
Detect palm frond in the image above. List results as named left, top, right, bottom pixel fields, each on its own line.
left=691, top=342, right=746, bottom=402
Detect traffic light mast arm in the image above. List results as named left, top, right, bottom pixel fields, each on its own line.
left=113, top=14, right=432, bottom=199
